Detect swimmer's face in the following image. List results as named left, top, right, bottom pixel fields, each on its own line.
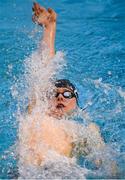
left=49, top=87, right=77, bottom=117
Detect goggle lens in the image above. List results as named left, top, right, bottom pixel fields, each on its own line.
left=55, top=91, right=75, bottom=99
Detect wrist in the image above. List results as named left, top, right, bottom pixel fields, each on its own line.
left=44, top=21, right=56, bottom=30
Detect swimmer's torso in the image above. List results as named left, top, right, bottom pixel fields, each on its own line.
left=19, top=112, right=104, bottom=166
left=40, top=118, right=73, bottom=155
left=19, top=113, right=75, bottom=165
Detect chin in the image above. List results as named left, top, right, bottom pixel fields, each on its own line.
left=56, top=108, right=65, bottom=113
left=53, top=107, right=65, bottom=116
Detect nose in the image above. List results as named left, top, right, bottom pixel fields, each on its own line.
left=57, top=94, right=64, bottom=101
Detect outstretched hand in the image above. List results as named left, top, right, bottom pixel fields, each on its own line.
left=32, top=2, right=57, bottom=27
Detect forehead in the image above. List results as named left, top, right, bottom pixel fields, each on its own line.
left=56, top=87, right=73, bottom=92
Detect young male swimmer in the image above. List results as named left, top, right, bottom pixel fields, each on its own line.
left=19, top=2, right=117, bottom=176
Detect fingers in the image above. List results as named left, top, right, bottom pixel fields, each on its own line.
left=33, top=2, right=40, bottom=11
left=47, top=8, right=57, bottom=22
left=39, top=6, right=47, bottom=13
left=48, top=8, right=56, bottom=16
left=32, top=2, right=47, bottom=16
left=47, top=8, right=53, bottom=14
left=32, top=2, right=40, bottom=16
left=32, top=2, right=57, bottom=25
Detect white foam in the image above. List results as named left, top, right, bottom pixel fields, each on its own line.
left=16, top=46, right=123, bottom=179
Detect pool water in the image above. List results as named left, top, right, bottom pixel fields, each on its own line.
left=0, top=0, right=125, bottom=178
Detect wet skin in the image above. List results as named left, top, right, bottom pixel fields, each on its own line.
left=20, top=3, right=112, bottom=173
left=49, top=87, right=77, bottom=118
left=20, top=87, right=77, bottom=166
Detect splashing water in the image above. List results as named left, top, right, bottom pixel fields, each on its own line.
left=1, top=41, right=125, bottom=179
left=17, top=46, right=89, bottom=179
left=8, top=42, right=122, bottom=179
left=1, top=0, right=125, bottom=178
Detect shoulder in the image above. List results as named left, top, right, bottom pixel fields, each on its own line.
left=87, top=123, right=102, bottom=139
left=87, top=123, right=105, bottom=149
left=87, top=123, right=100, bottom=133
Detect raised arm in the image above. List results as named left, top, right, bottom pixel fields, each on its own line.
left=32, top=2, right=57, bottom=59
left=27, top=3, right=57, bottom=114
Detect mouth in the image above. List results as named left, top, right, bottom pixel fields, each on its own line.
left=56, top=103, right=65, bottom=109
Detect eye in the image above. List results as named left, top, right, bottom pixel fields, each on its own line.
left=63, top=91, right=72, bottom=98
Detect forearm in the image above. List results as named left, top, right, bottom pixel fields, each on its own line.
left=32, top=3, right=57, bottom=59
left=42, top=23, right=56, bottom=59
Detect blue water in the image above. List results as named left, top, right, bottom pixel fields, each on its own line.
left=0, top=0, right=125, bottom=178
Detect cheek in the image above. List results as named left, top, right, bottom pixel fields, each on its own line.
left=66, top=99, right=77, bottom=109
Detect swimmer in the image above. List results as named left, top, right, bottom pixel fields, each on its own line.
left=19, top=2, right=118, bottom=177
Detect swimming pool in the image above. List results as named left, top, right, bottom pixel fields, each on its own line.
left=0, top=0, right=125, bottom=178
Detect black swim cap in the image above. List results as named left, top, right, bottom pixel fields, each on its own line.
left=55, top=79, right=78, bottom=100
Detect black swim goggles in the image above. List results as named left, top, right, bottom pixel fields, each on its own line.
left=55, top=91, right=76, bottom=99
